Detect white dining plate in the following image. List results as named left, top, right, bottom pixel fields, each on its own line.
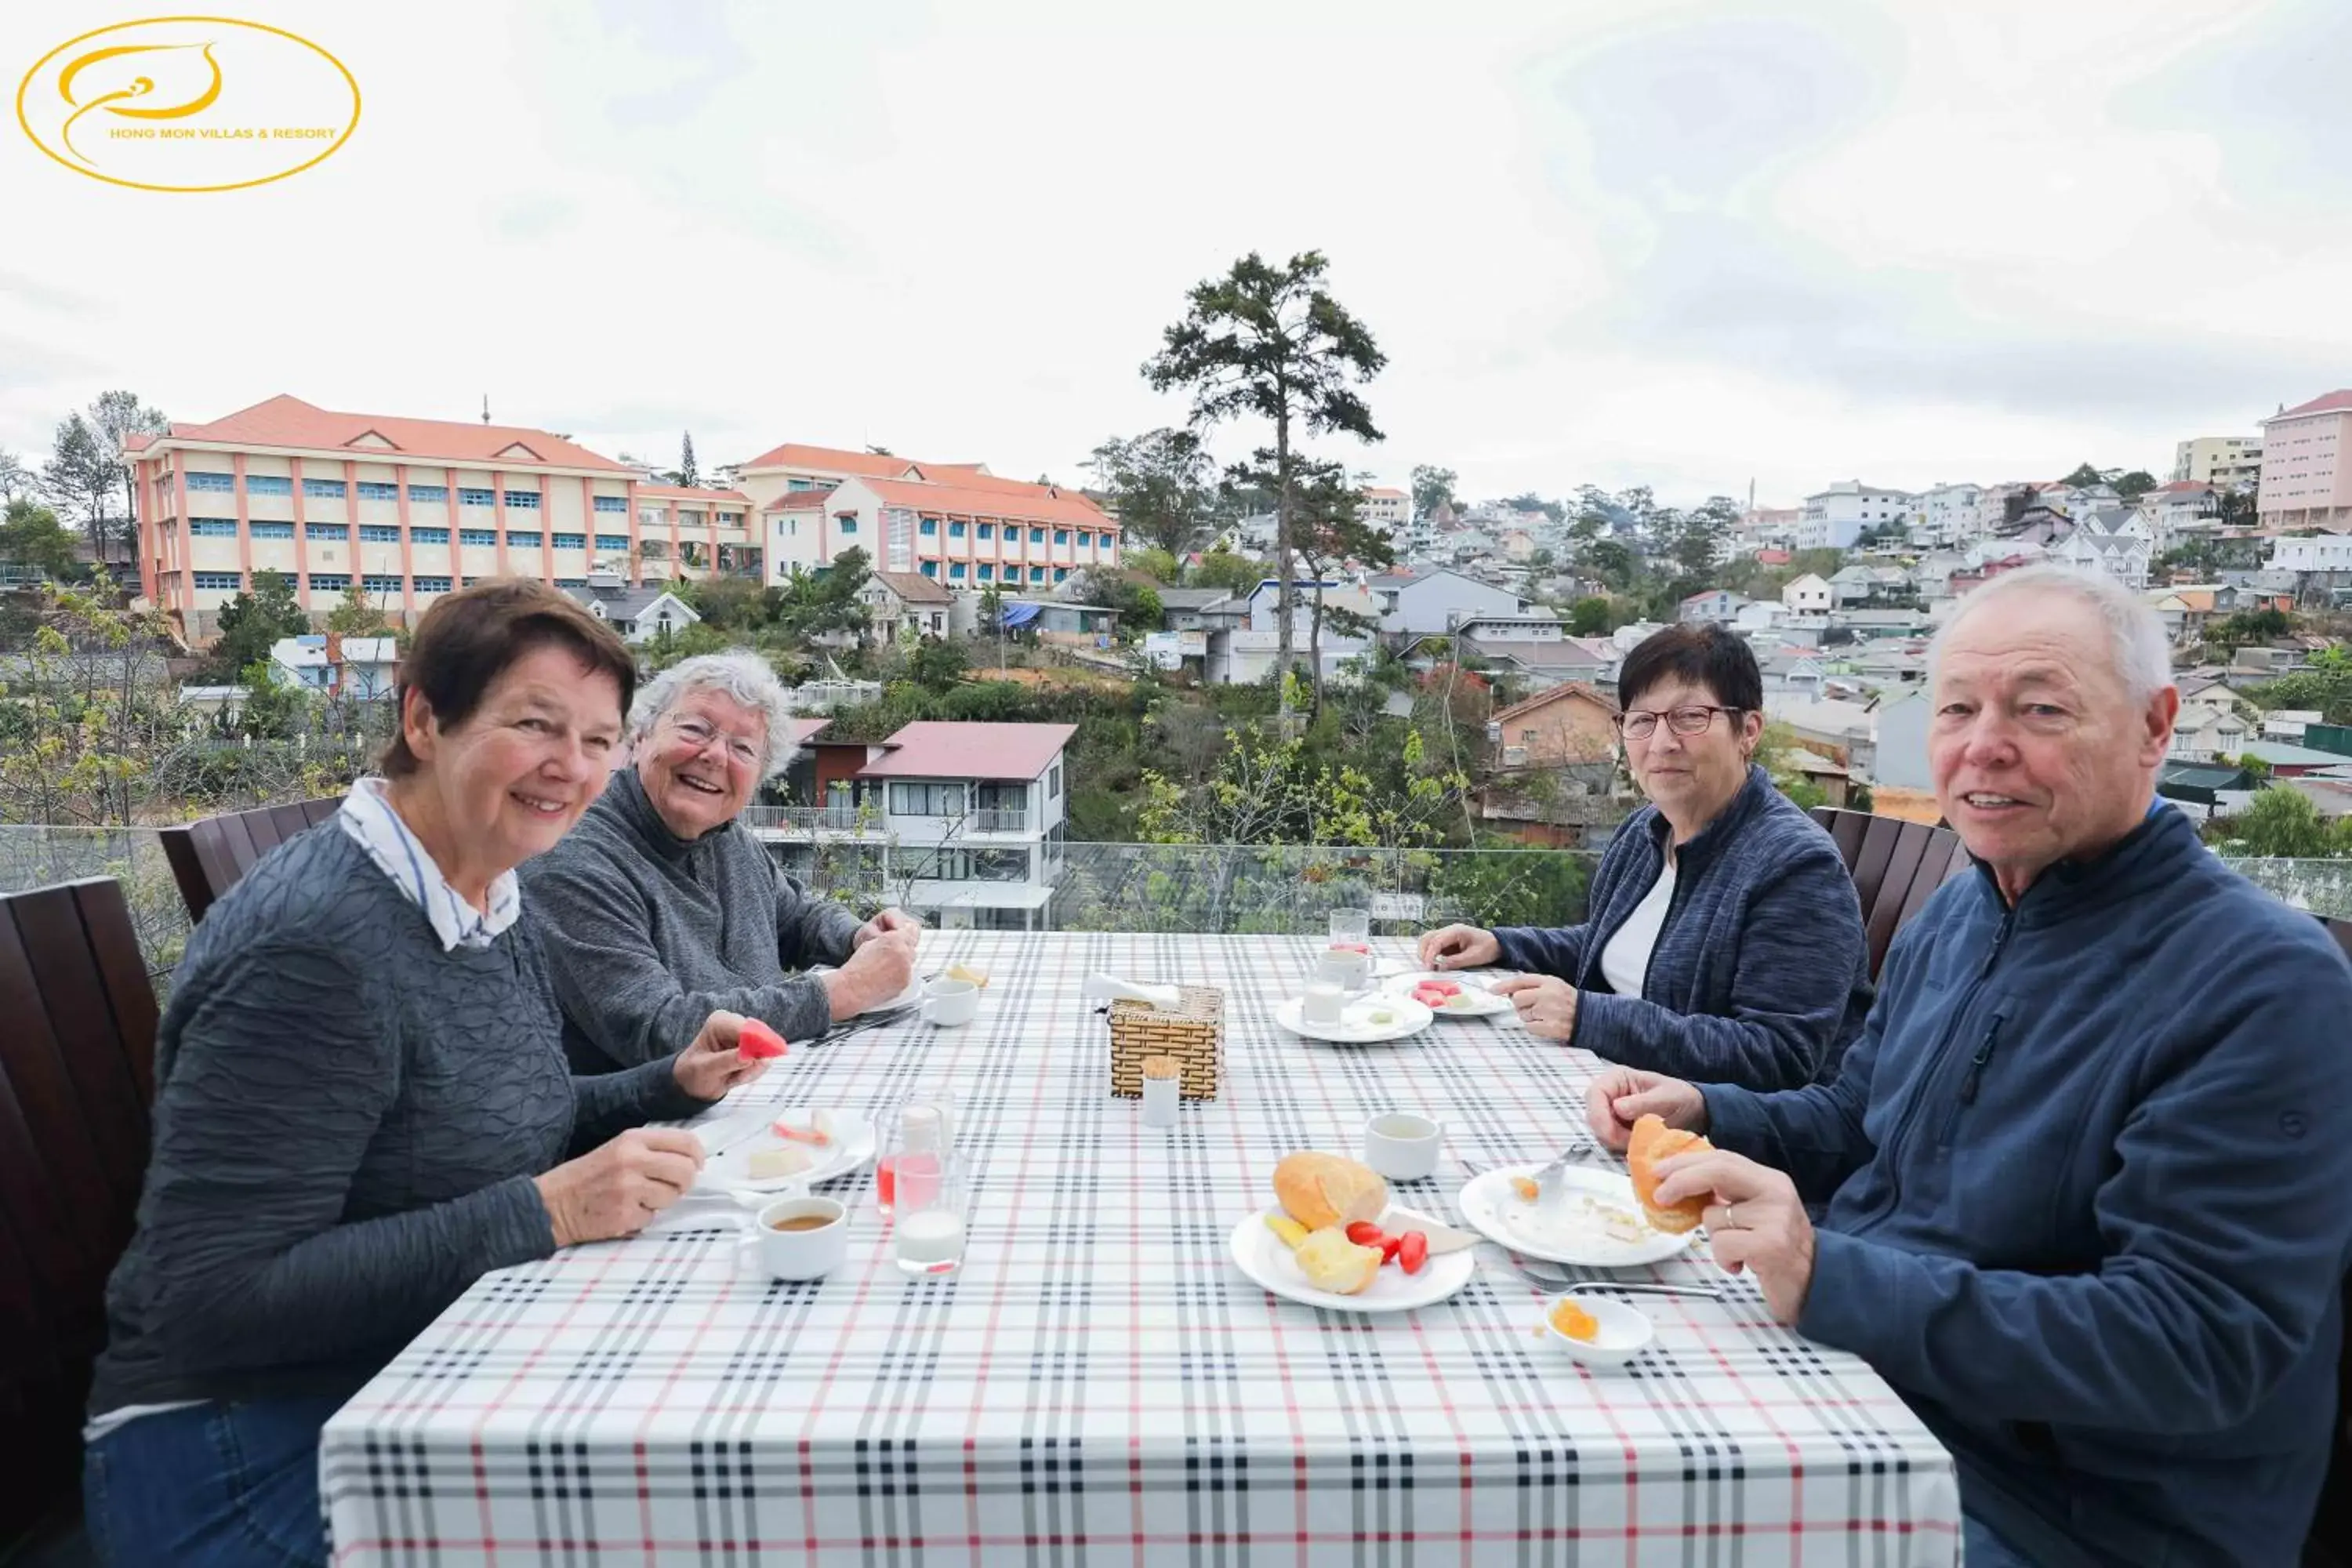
left=1271, top=993, right=1433, bottom=1044
left=1458, top=1163, right=1697, bottom=1268
left=1379, top=970, right=1517, bottom=1018
left=1229, top=1205, right=1477, bottom=1313
left=695, top=1108, right=878, bottom=1194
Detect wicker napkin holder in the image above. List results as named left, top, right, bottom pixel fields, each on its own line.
left=1106, top=985, right=1223, bottom=1102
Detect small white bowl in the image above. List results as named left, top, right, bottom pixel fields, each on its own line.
left=1542, top=1294, right=1655, bottom=1369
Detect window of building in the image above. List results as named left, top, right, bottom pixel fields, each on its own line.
left=189, top=518, right=239, bottom=537
left=503, top=490, right=541, bottom=510
left=554, top=577, right=589, bottom=588
left=1054, top=567, right=1069, bottom=583
left=1050, top=764, right=1062, bottom=800
left=459, top=488, right=495, bottom=507
left=508, top=532, right=543, bottom=550
left=407, top=483, right=448, bottom=504
left=413, top=575, right=452, bottom=593
left=949, top=562, right=967, bottom=579
left=462, top=575, right=485, bottom=586
left=978, top=524, right=994, bottom=540
left=594, top=533, right=628, bottom=551
left=920, top=519, right=938, bottom=536
left=248, top=521, right=295, bottom=539
left=356, top=481, right=400, bottom=502
left=552, top=532, right=586, bottom=550
left=245, top=475, right=292, bottom=496
left=681, top=511, right=705, bottom=528
left=303, top=478, right=347, bottom=500
left=638, top=507, right=665, bottom=529
left=186, top=472, right=236, bottom=493
left=307, top=523, right=349, bottom=541
left=358, top=525, right=402, bottom=543
left=920, top=561, right=938, bottom=576
left=593, top=495, right=627, bottom=514
left=363, top=575, right=403, bottom=595
left=1054, top=530, right=1069, bottom=545
left=889, top=782, right=965, bottom=817
left=949, top=521, right=966, bottom=539
left=401, top=526, right=450, bottom=546
left=837, top=517, right=858, bottom=535
left=459, top=528, right=499, bottom=547
left=191, top=572, right=243, bottom=590
left=788, top=478, right=815, bottom=492
left=1029, top=565, right=1047, bottom=582
left=718, top=510, right=742, bottom=524
left=978, top=564, right=994, bottom=581
left=640, top=539, right=669, bottom=560
left=310, top=573, right=351, bottom=592
left=1029, top=528, right=1045, bottom=543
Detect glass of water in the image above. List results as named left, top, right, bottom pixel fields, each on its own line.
left=1329, top=908, right=1370, bottom=951
left=893, top=1155, right=969, bottom=1278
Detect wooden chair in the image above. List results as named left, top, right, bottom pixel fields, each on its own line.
left=158, top=795, right=343, bottom=924
left=1808, top=808, right=1972, bottom=980
left=0, top=878, right=160, bottom=1552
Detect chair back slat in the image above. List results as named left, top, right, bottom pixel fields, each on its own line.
left=1810, top=808, right=1971, bottom=981
left=160, top=797, right=347, bottom=924
left=1864, top=823, right=1938, bottom=978
left=0, top=877, right=160, bottom=1548
left=1849, top=815, right=1906, bottom=916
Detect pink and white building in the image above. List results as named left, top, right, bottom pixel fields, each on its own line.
left=2259, top=390, right=2352, bottom=532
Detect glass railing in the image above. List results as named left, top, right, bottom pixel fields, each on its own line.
left=2, top=822, right=2345, bottom=982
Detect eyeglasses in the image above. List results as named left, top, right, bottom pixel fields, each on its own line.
left=1615, top=705, right=1741, bottom=740
left=666, top=713, right=763, bottom=769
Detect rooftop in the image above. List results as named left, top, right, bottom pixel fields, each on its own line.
left=855, top=720, right=1078, bottom=782
left=127, top=394, right=633, bottom=473
left=856, top=475, right=1112, bottom=529
left=869, top=570, right=953, bottom=606
left=736, top=442, right=919, bottom=478
left=2270, top=390, right=2352, bottom=423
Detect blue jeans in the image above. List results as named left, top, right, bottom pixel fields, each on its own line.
left=83, top=1396, right=343, bottom=1566
left=1963, top=1510, right=2040, bottom=1566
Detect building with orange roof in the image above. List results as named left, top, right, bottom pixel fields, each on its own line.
left=2259, top=390, right=2352, bottom=532
left=769, top=473, right=1119, bottom=590
left=1359, top=485, right=1410, bottom=530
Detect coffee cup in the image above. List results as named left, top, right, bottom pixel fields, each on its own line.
left=1363, top=1112, right=1443, bottom=1181
left=753, top=1195, right=848, bottom=1280
left=1312, top=947, right=1371, bottom=992
left=921, top=977, right=979, bottom=1027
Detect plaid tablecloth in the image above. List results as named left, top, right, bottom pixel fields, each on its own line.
left=321, top=933, right=1959, bottom=1566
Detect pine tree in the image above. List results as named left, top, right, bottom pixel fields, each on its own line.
left=677, top=432, right=699, bottom=489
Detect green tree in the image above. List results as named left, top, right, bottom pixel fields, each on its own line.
left=324, top=582, right=390, bottom=635
left=42, top=413, right=114, bottom=564
left=234, top=659, right=308, bottom=741
left=672, top=431, right=699, bottom=488
left=1759, top=722, right=1828, bottom=811
left=772, top=546, right=873, bottom=644
left=1128, top=546, right=1181, bottom=584
left=1143, top=249, right=1386, bottom=723
left=2210, top=786, right=2349, bottom=858
left=0, top=446, right=39, bottom=503
left=1193, top=546, right=1267, bottom=597
left=2249, top=664, right=2352, bottom=726
left=1410, top=464, right=1457, bottom=521
left=909, top=637, right=970, bottom=691
left=1566, top=596, right=1615, bottom=636
left=2113, top=470, right=2158, bottom=503
left=85, top=390, right=169, bottom=560
left=209, top=568, right=308, bottom=678
left=1069, top=568, right=1163, bottom=631
left=1284, top=456, right=1392, bottom=710
left=684, top=573, right=770, bottom=630
left=0, top=587, right=183, bottom=826
left=1504, top=492, right=1566, bottom=524
left=0, top=498, right=81, bottom=579
left=2060, top=462, right=2106, bottom=488
left=1085, top=428, right=1214, bottom=556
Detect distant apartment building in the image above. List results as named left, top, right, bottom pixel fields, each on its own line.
left=1907, top=483, right=1983, bottom=548
left=1359, top=486, right=1410, bottom=530
left=130, top=407, right=1120, bottom=640
left=2259, top=391, right=2352, bottom=532
left=755, top=720, right=1075, bottom=931
left=2172, top=435, right=2263, bottom=489
left=2140, top=481, right=2221, bottom=554
left=1799, top=481, right=1913, bottom=550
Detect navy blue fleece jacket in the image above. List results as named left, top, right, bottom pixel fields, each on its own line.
left=1703, top=804, right=2352, bottom=1568
left=1491, top=764, right=1872, bottom=1091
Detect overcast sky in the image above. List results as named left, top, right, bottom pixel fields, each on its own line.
left=5, top=0, right=2347, bottom=508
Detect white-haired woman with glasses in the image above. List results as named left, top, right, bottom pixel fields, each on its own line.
left=522, top=650, right=920, bottom=1071
left=1419, top=623, right=1871, bottom=1091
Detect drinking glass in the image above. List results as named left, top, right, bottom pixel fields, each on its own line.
left=874, top=1103, right=946, bottom=1220
left=1328, top=908, right=1371, bottom=952
left=893, top=1156, right=969, bottom=1278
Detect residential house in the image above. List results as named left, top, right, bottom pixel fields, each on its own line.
left=1828, top=564, right=1913, bottom=608
left=1907, top=482, right=1984, bottom=549
left=2049, top=506, right=2152, bottom=589
left=1454, top=613, right=1607, bottom=689
left=2241, top=739, right=2351, bottom=778
left=2056, top=482, right=2124, bottom=519
left=2169, top=702, right=2252, bottom=764
left=859, top=570, right=954, bottom=643
left=1732, top=599, right=1784, bottom=635
left=562, top=577, right=701, bottom=644
left=2141, top=481, right=2221, bottom=554
left=1762, top=694, right=1878, bottom=776
left=1873, top=689, right=1933, bottom=790
left=1761, top=648, right=1828, bottom=699
left=756, top=720, right=1076, bottom=931
left=1156, top=586, right=1242, bottom=633
left=2172, top=435, right=2263, bottom=489
left=2258, top=390, right=2352, bottom=532
left=1800, top=481, right=1914, bottom=550
left=1369, top=568, right=1525, bottom=638
left=2262, top=710, right=2325, bottom=742
left=1359, top=486, right=1410, bottom=531
left=1484, top=681, right=1620, bottom=772
left=1678, top=588, right=1749, bottom=624
left=1780, top=572, right=1832, bottom=617
left=1203, top=579, right=1375, bottom=685
left=267, top=633, right=399, bottom=699
left=1498, top=529, right=1540, bottom=562
left=1475, top=683, right=1628, bottom=848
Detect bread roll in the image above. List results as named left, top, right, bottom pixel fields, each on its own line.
left=1627, top=1113, right=1711, bottom=1234
left=1293, top=1227, right=1382, bottom=1294
left=1272, top=1152, right=1389, bottom=1231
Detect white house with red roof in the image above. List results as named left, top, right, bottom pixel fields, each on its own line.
left=753, top=720, right=1076, bottom=931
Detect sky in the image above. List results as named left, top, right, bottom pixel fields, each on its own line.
left=4, top=0, right=2347, bottom=510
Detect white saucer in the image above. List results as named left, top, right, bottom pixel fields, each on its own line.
left=694, top=1108, right=878, bottom=1194
left=1380, top=970, right=1515, bottom=1018
left=1271, top=993, right=1433, bottom=1044
left=1458, top=1163, right=1696, bottom=1268
left=1229, top=1204, right=1476, bottom=1313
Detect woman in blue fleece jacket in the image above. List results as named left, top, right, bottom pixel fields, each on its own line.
left=1422, top=622, right=1873, bottom=1091
left=1591, top=565, right=2352, bottom=1568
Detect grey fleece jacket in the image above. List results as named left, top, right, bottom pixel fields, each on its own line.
left=522, top=767, right=863, bottom=1072
left=89, top=826, right=703, bottom=1416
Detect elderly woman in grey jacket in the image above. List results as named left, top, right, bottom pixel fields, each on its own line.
left=83, top=581, right=774, bottom=1566
left=522, top=652, right=920, bottom=1073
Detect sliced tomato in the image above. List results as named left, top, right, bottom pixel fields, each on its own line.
left=1378, top=1234, right=1404, bottom=1265
left=1344, top=1221, right=1387, bottom=1247
left=1398, top=1231, right=1428, bottom=1275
